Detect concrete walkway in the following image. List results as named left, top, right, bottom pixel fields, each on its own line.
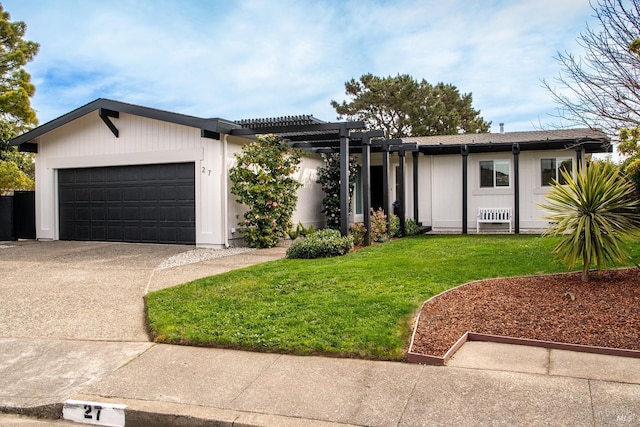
left=1, top=241, right=639, bottom=426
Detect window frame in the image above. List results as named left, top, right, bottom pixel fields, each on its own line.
left=479, top=159, right=511, bottom=189
left=541, top=157, right=573, bottom=187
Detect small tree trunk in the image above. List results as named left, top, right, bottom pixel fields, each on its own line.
left=581, top=268, right=589, bottom=282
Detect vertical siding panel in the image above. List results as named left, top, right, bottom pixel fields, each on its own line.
left=432, top=155, right=462, bottom=229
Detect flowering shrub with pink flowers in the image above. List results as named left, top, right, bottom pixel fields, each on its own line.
left=316, top=152, right=358, bottom=229
left=230, top=134, right=302, bottom=248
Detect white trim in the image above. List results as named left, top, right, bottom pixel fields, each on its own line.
left=223, top=134, right=229, bottom=248
left=46, top=149, right=203, bottom=170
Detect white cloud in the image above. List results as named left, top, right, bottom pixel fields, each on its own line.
left=4, top=0, right=600, bottom=132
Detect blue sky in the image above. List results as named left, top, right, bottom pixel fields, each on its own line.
left=4, top=0, right=597, bottom=133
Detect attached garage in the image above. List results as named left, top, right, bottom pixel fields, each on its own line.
left=58, top=163, right=195, bottom=244
left=10, top=98, right=326, bottom=248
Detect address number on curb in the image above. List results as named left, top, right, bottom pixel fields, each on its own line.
left=63, top=400, right=126, bottom=427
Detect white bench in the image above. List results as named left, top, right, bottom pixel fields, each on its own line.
left=477, top=208, right=512, bottom=233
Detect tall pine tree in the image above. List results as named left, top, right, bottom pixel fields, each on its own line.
left=331, top=74, right=490, bottom=138
left=0, top=3, right=39, bottom=193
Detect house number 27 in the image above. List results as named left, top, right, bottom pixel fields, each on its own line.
left=202, top=167, right=211, bottom=176
left=84, top=404, right=102, bottom=421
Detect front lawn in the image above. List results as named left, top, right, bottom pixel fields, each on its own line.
left=146, top=234, right=640, bottom=360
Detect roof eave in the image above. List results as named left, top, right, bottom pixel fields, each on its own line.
left=10, top=98, right=242, bottom=147
left=418, top=137, right=611, bottom=156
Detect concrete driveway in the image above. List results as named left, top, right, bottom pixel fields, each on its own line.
left=0, top=240, right=192, bottom=341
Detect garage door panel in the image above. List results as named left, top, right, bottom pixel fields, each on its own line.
left=140, top=187, right=158, bottom=201
left=122, top=207, right=140, bottom=221
left=178, top=206, right=194, bottom=221
left=123, top=188, right=139, bottom=202
left=91, top=226, right=106, bottom=240
left=91, top=188, right=105, bottom=201
left=141, top=207, right=158, bottom=220
left=123, top=226, right=141, bottom=241
left=75, top=188, right=90, bottom=202
left=75, top=206, right=90, bottom=221
left=59, top=163, right=195, bottom=244
left=91, top=207, right=106, bottom=221
left=74, top=169, right=91, bottom=184
left=74, top=224, right=90, bottom=240
left=91, top=168, right=106, bottom=183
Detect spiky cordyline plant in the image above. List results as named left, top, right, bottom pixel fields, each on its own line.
left=540, top=161, right=640, bottom=282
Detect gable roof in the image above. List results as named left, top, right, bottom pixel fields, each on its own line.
left=406, top=128, right=611, bottom=155
left=10, top=98, right=242, bottom=148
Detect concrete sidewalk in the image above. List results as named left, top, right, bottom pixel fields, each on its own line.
left=1, top=241, right=640, bottom=426
left=2, top=340, right=640, bottom=426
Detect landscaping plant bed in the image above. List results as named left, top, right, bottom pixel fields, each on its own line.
left=409, top=268, right=640, bottom=364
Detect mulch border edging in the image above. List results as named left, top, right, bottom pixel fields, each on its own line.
left=407, top=272, right=640, bottom=365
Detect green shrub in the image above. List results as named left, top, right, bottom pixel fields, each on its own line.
left=286, top=229, right=354, bottom=259
left=349, top=223, right=366, bottom=246
left=388, top=214, right=400, bottom=238
left=539, top=161, right=640, bottom=282
left=370, top=208, right=388, bottom=242
left=404, top=218, right=421, bottom=236
left=288, top=222, right=315, bottom=240
left=229, top=134, right=302, bottom=248
left=316, top=153, right=358, bottom=229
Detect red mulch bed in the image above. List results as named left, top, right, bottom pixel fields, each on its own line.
left=410, top=268, right=640, bottom=358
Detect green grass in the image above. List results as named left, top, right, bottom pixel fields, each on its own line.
left=146, top=234, right=640, bottom=360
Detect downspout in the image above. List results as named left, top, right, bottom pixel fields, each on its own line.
left=512, top=143, right=520, bottom=234
left=412, top=151, right=419, bottom=224
left=430, top=155, right=434, bottom=229
left=222, top=134, right=230, bottom=248
left=461, top=145, right=469, bottom=234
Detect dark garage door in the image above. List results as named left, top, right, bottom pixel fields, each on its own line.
left=59, top=163, right=196, bottom=244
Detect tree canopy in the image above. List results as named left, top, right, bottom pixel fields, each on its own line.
left=330, top=73, right=490, bottom=138
left=0, top=4, right=39, bottom=193
left=543, top=0, right=640, bottom=135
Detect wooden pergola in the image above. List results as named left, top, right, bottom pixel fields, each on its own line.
left=230, top=116, right=419, bottom=245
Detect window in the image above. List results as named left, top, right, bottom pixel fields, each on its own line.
left=479, top=160, right=510, bottom=188
left=541, top=158, right=573, bottom=186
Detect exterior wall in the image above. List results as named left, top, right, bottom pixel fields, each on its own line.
left=291, top=153, right=325, bottom=229
left=519, top=149, right=577, bottom=230
left=419, top=148, right=580, bottom=233
left=36, top=113, right=326, bottom=248
left=35, top=111, right=228, bottom=248
left=431, top=155, right=463, bottom=230
left=467, top=152, right=515, bottom=232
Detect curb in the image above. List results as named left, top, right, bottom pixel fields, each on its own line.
left=0, top=403, right=62, bottom=420
left=67, top=395, right=355, bottom=427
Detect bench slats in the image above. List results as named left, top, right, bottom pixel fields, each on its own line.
left=477, top=208, right=512, bottom=233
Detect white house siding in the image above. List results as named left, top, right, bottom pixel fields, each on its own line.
left=416, top=149, right=583, bottom=233
left=519, top=149, right=579, bottom=230
left=468, top=152, right=515, bottom=232
left=291, top=153, right=325, bottom=230
left=431, top=155, right=462, bottom=230
left=35, top=111, right=227, bottom=247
